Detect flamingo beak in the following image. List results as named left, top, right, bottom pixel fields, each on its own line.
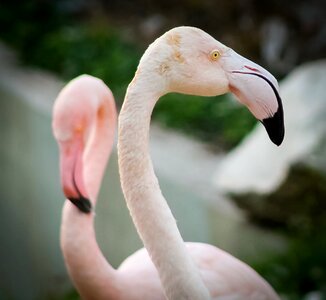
left=223, top=50, right=285, bottom=146
left=59, top=136, right=92, bottom=213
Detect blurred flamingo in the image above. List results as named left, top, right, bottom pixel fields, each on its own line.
left=52, top=26, right=283, bottom=300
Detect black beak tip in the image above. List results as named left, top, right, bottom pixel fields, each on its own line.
left=262, top=109, right=285, bottom=146
left=68, top=196, right=92, bottom=213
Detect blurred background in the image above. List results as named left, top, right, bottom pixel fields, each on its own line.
left=0, top=0, right=325, bottom=299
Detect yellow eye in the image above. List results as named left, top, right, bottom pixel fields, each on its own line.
left=210, top=50, right=221, bottom=61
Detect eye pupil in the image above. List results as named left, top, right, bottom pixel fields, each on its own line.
left=211, top=50, right=220, bottom=60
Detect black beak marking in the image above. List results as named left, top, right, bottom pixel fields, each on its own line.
left=68, top=159, right=93, bottom=214
left=232, top=71, right=285, bottom=146
left=68, top=196, right=92, bottom=213
left=261, top=107, right=284, bottom=146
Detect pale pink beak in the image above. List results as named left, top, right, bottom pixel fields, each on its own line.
left=222, top=50, right=284, bottom=146
left=59, top=136, right=92, bottom=213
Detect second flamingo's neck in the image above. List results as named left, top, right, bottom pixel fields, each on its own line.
left=61, top=203, right=121, bottom=299
left=118, top=77, right=210, bottom=300
left=60, top=84, right=120, bottom=300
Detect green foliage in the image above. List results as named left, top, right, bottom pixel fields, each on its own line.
left=0, top=1, right=140, bottom=101
left=233, top=164, right=326, bottom=299
left=0, top=1, right=256, bottom=150
left=45, top=290, right=79, bottom=300
left=60, top=290, right=79, bottom=300
left=253, top=232, right=326, bottom=299
left=0, top=1, right=65, bottom=47
left=1, top=4, right=325, bottom=300
left=154, top=93, right=257, bottom=148
left=26, top=24, right=140, bottom=101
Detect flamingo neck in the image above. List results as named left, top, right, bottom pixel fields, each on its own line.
left=118, top=75, right=210, bottom=299
left=61, top=203, right=120, bottom=299
left=61, top=94, right=120, bottom=299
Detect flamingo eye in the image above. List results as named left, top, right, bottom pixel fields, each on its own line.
left=210, top=50, right=221, bottom=61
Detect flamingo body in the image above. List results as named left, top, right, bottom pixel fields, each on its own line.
left=118, top=244, right=277, bottom=299
left=53, top=26, right=283, bottom=300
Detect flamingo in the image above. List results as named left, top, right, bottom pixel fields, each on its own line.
left=52, top=26, right=284, bottom=300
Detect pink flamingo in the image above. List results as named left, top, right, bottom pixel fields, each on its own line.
left=53, top=26, right=283, bottom=300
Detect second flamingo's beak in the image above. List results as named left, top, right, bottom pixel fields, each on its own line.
left=222, top=50, right=285, bottom=146
left=59, top=136, right=92, bottom=213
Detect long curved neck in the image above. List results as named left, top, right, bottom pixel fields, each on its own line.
left=118, top=75, right=210, bottom=300
left=61, top=96, right=120, bottom=300
left=61, top=204, right=119, bottom=299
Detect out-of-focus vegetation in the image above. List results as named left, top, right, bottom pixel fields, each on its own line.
left=254, top=233, right=326, bottom=300
left=0, top=0, right=258, bottom=149
left=154, top=94, right=257, bottom=149
left=234, top=164, right=326, bottom=299
left=1, top=1, right=325, bottom=299
left=0, top=2, right=139, bottom=101
left=1, top=0, right=324, bottom=149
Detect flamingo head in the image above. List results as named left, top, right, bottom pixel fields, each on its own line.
left=52, top=79, right=95, bottom=214
left=143, top=26, right=284, bottom=145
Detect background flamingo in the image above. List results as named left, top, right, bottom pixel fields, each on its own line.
left=53, top=26, right=283, bottom=300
